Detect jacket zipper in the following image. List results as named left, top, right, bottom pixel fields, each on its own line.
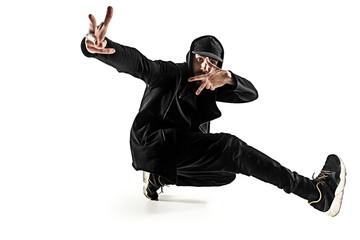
left=199, top=126, right=206, bottom=134
left=161, top=129, right=166, bottom=141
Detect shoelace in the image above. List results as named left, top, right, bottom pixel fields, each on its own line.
left=148, top=175, right=168, bottom=195
left=158, top=175, right=167, bottom=194
left=308, top=170, right=331, bottom=205
left=312, top=170, right=331, bottom=185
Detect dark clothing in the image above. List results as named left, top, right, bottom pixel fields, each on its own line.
left=174, top=131, right=313, bottom=200
left=81, top=37, right=315, bottom=200
left=81, top=37, right=258, bottom=182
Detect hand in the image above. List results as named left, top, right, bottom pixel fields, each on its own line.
left=188, top=57, right=234, bottom=95
left=85, top=6, right=115, bottom=54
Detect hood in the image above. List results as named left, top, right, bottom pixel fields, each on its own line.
left=186, top=35, right=225, bottom=76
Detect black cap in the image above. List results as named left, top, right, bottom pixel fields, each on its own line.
left=192, top=36, right=223, bottom=62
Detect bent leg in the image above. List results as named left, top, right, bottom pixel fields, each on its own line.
left=175, top=131, right=238, bottom=186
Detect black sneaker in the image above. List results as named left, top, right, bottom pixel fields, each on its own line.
left=143, top=172, right=166, bottom=201
left=308, top=154, right=346, bottom=217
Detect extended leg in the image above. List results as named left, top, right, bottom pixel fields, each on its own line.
left=175, top=132, right=316, bottom=200
left=143, top=131, right=346, bottom=216
left=238, top=144, right=316, bottom=200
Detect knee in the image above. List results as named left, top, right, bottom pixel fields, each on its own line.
left=218, top=133, right=249, bottom=172
left=220, top=133, right=248, bottom=151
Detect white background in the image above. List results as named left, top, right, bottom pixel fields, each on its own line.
left=1, top=0, right=359, bottom=239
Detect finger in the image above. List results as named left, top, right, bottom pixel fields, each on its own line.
left=87, top=40, right=106, bottom=50
left=98, top=22, right=108, bottom=44
left=103, top=6, right=113, bottom=27
left=205, top=57, right=219, bottom=69
left=86, top=37, right=108, bottom=49
left=188, top=76, right=201, bottom=82
left=86, top=33, right=96, bottom=44
left=99, top=40, right=107, bottom=49
left=88, top=14, right=100, bottom=44
left=88, top=14, right=97, bottom=33
left=86, top=45, right=116, bottom=54
left=196, top=82, right=206, bottom=95
left=85, top=40, right=97, bottom=52
left=85, top=39, right=95, bottom=48
left=86, top=39, right=111, bottom=52
left=188, top=74, right=208, bottom=82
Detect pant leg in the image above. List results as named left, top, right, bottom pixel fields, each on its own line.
left=174, top=131, right=315, bottom=200
left=175, top=131, right=238, bottom=186
left=239, top=145, right=315, bottom=200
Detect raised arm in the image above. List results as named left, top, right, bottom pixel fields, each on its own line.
left=81, top=6, right=178, bottom=87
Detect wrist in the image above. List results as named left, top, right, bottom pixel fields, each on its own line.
left=226, top=70, right=235, bottom=86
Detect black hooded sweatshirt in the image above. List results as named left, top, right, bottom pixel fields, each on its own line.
left=81, top=36, right=258, bottom=182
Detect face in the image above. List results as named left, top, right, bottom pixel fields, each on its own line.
left=193, top=54, right=219, bottom=76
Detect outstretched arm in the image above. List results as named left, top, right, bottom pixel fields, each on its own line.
left=81, top=6, right=179, bottom=87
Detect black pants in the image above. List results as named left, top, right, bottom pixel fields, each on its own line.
left=171, top=131, right=315, bottom=200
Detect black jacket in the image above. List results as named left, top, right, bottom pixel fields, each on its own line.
left=81, top=37, right=258, bottom=182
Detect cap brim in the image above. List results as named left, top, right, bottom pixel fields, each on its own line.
left=192, top=51, right=223, bottom=62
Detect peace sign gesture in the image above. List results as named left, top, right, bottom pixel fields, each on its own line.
left=85, top=6, right=115, bottom=54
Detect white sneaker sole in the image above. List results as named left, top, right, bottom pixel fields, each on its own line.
left=325, top=157, right=347, bottom=217
left=143, top=171, right=151, bottom=199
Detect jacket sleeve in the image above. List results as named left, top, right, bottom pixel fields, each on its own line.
left=80, top=37, right=177, bottom=87
left=215, top=71, right=258, bottom=103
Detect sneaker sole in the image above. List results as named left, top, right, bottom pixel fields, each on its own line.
left=325, top=157, right=347, bottom=217
left=142, top=171, right=152, bottom=200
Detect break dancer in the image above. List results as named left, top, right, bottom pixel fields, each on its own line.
left=81, top=7, right=346, bottom=217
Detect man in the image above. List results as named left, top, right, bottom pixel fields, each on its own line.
left=81, top=6, right=346, bottom=217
